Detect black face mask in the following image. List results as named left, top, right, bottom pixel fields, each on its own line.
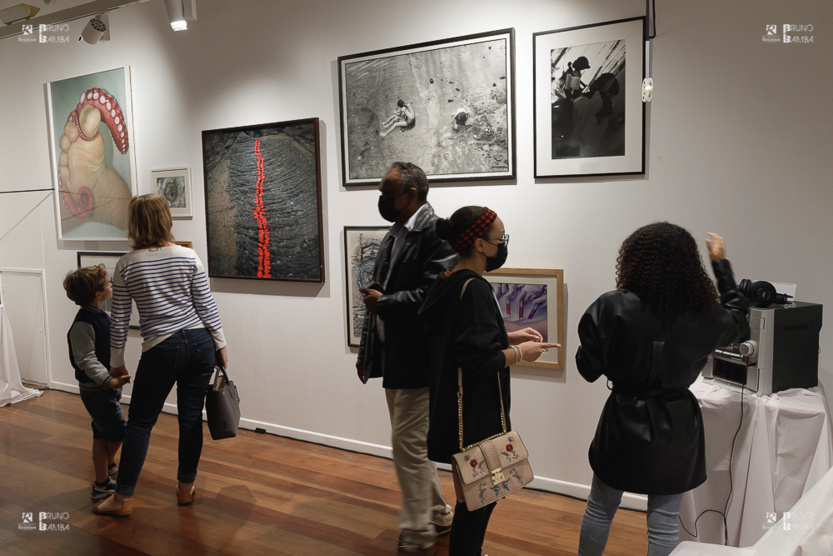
left=485, top=242, right=508, bottom=272
left=378, top=193, right=402, bottom=223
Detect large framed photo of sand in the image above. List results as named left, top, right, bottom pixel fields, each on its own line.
left=338, top=28, right=516, bottom=187
left=46, top=66, right=137, bottom=240
left=483, top=268, right=565, bottom=370
left=202, top=118, right=324, bottom=282
left=533, top=17, right=645, bottom=177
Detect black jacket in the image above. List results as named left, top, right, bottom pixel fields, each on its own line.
left=576, top=259, right=750, bottom=494
left=419, top=270, right=511, bottom=463
left=357, top=202, right=456, bottom=389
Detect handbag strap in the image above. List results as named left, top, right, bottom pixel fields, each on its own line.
left=456, top=276, right=508, bottom=452
left=213, top=365, right=230, bottom=388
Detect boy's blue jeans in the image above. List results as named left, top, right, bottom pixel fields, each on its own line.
left=578, top=474, right=684, bottom=556
left=116, top=328, right=216, bottom=496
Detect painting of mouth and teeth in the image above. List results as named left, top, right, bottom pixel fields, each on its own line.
left=46, top=66, right=137, bottom=240
left=201, top=118, right=324, bottom=283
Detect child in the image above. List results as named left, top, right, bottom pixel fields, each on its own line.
left=63, top=265, right=130, bottom=500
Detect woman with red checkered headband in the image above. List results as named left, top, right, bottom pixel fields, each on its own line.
left=419, top=206, right=558, bottom=555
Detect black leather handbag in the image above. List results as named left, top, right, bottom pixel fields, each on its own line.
left=205, top=365, right=241, bottom=440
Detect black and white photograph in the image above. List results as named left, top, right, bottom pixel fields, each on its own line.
left=343, top=226, right=388, bottom=347
left=152, top=168, right=192, bottom=219
left=534, top=17, right=645, bottom=177
left=338, top=29, right=515, bottom=186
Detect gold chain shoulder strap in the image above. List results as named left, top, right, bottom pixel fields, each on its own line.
left=456, top=276, right=508, bottom=452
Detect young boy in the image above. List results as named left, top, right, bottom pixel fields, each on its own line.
left=63, top=265, right=130, bottom=500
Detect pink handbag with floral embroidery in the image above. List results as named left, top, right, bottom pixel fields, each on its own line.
left=451, top=367, right=534, bottom=511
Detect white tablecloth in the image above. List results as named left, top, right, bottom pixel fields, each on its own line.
left=0, top=304, right=41, bottom=407
left=673, top=461, right=833, bottom=555
left=679, top=377, right=833, bottom=547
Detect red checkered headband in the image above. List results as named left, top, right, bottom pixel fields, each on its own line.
left=452, top=207, right=497, bottom=252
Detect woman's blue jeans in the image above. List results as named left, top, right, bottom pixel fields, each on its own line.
left=115, top=329, right=216, bottom=496
left=578, top=474, right=684, bottom=556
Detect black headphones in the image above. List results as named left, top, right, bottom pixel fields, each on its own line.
left=738, top=279, right=793, bottom=308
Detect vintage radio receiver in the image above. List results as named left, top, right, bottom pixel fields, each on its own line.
left=704, top=302, right=823, bottom=395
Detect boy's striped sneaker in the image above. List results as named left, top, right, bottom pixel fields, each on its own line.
left=91, top=479, right=116, bottom=500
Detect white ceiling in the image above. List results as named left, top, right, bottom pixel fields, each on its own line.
left=0, top=0, right=93, bottom=15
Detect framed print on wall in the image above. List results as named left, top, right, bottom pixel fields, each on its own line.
left=47, top=66, right=137, bottom=240
left=483, top=268, right=565, bottom=370
left=152, top=168, right=192, bottom=219
left=533, top=17, right=645, bottom=178
left=202, top=118, right=325, bottom=282
left=338, top=28, right=515, bottom=187
left=344, top=226, right=388, bottom=347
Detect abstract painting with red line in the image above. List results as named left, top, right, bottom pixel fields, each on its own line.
left=202, top=118, right=324, bottom=282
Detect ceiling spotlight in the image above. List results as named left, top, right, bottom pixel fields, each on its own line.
left=163, top=0, right=196, bottom=31
left=79, top=12, right=110, bottom=45
left=0, top=3, right=40, bottom=25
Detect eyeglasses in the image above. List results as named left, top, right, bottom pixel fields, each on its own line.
left=483, top=233, right=509, bottom=246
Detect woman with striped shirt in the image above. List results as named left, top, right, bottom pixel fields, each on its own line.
left=94, top=194, right=228, bottom=517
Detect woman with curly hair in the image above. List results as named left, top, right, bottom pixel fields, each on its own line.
left=576, top=222, right=750, bottom=556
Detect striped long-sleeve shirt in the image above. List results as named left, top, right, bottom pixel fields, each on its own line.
left=110, top=245, right=226, bottom=367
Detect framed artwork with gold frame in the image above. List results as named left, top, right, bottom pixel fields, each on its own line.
left=483, top=268, right=565, bottom=370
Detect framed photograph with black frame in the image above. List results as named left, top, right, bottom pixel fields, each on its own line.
left=76, top=251, right=139, bottom=329
left=338, top=28, right=516, bottom=187
left=343, top=226, right=389, bottom=347
left=483, top=268, right=565, bottom=370
left=533, top=17, right=645, bottom=178
left=202, top=118, right=325, bottom=282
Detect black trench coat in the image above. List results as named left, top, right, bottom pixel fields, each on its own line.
left=576, top=259, right=749, bottom=495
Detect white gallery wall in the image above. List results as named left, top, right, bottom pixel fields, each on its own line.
left=1, top=0, right=831, bottom=509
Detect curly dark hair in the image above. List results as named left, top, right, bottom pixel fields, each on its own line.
left=616, top=222, right=718, bottom=313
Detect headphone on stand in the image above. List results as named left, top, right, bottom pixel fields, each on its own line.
left=738, top=279, right=793, bottom=308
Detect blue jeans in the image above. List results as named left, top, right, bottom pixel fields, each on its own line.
left=116, top=329, right=216, bottom=496
left=578, top=474, right=684, bottom=556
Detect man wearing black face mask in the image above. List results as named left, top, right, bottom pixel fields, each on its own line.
left=356, top=161, right=457, bottom=554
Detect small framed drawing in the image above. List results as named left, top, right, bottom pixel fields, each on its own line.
left=483, top=268, right=565, bottom=370
left=174, top=240, right=193, bottom=249
left=76, top=251, right=140, bottom=330
left=152, top=168, right=192, bottom=218
left=533, top=17, right=645, bottom=177
left=344, top=226, right=389, bottom=347
left=338, top=28, right=515, bottom=186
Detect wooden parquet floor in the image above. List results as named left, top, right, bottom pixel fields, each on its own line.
left=0, top=390, right=649, bottom=555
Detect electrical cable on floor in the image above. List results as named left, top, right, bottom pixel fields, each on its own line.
left=679, top=384, right=745, bottom=546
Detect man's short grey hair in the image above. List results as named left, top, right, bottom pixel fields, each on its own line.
left=389, top=161, right=429, bottom=202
